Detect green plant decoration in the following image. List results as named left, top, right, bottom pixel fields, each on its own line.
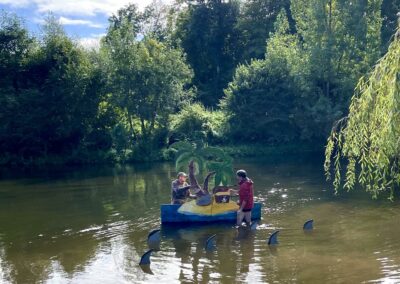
left=170, top=141, right=234, bottom=187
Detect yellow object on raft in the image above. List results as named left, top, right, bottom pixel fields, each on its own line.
left=178, top=197, right=239, bottom=216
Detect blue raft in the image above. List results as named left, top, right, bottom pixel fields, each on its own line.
left=161, top=202, right=262, bottom=224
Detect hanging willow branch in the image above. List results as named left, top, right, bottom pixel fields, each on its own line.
left=324, top=24, right=400, bottom=199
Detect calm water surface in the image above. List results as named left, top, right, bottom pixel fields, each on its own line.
left=1, top=156, right=400, bottom=283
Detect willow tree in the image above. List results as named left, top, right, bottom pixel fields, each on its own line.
left=324, top=26, right=400, bottom=199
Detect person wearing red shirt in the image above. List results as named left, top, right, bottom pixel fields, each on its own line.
left=230, top=169, right=254, bottom=226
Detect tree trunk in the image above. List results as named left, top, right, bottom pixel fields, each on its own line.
left=127, top=111, right=136, bottom=142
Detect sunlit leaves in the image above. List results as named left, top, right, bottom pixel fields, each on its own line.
left=102, top=9, right=193, bottom=150
left=325, top=27, right=400, bottom=199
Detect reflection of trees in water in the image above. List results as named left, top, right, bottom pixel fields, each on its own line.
left=0, top=231, right=102, bottom=283
left=258, top=202, right=400, bottom=282
left=171, top=228, right=209, bottom=283
left=0, top=190, right=105, bottom=283
left=207, top=227, right=256, bottom=283
left=235, top=227, right=255, bottom=281
left=111, top=163, right=173, bottom=211
left=3, top=161, right=400, bottom=282
left=161, top=224, right=259, bottom=283
left=0, top=163, right=174, bottom=283
left=160, top=225, right=202, bottom=282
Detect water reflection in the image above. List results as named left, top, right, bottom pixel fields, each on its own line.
left=0, top=158, right=400, bottom=283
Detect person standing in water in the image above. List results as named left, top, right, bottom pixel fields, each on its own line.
left=230, top=170, right=254, bottom=226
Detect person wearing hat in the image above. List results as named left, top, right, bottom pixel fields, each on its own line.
left=171, top=172, right=191, bottom=204
left=230, top=169, right=254, bottom=226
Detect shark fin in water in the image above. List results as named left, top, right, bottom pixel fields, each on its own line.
left=205, top=234, right=217, bottom=251
left=268, top=230, right=279, bottom=245
left=303, top=219, right=314, bottom=230
left=147, top=229, right=161, bottom=248
left=140, top=264, right=154, bottom=275
left=139, top=249, right=154, bottom=265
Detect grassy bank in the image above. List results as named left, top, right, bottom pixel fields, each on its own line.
left=220, top=143, right=324, bottom=158
left=0, top=142, right=325, bottom=167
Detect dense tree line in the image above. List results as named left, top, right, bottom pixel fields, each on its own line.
left=0, top=15, right=108, bottom=164
left=0, top=0, right=398, bottom=165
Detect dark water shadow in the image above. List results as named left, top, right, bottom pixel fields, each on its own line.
left=139, top=264, right=154, bottom=275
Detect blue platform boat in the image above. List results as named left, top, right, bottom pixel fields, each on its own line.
left=161, top=200, right=262, bottom=224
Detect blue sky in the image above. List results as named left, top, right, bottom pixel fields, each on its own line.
left=0, top=0, right=169, bottom=47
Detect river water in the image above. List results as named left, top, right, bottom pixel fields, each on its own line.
left=1, top=156, right=400, bottom=283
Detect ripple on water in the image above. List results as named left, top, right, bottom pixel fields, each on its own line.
left=372, top=245, right=400, bottom=282
left=3, top=161, right=400, bottom=283
left=79, top=225, right=104, bottom=234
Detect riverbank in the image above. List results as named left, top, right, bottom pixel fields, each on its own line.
left=0, top=142, right=325, bottom=167
left=220, top=143, right=324, bottom=158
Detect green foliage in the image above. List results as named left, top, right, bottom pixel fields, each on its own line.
left=222, top=10, right=313, bottom=142
left=237, top=0, right=291, bottom=61
left=103, top=5, right=193, bottom=155
left=141, top=0, right=174, bottom=42
left=106, top=3, right=143, bottom=39
left=0, top=14, right=107, bottom=163
left=0, top=1, right=398, bottom=166
left=223, top=1, right=387, bottom=143
left=106, top=1, right=174, bottom=43
left=169, top=103, right=226, bottom=143
left=111, top=122, right=130, bottom=159
left=0, top=12, right=33, bottom=83
left=222, top=60, right=299, bottom=143
left=324, top=27, right=400, bottom=199
left=381, top=0, right=400, bottom=52
left=291, top=0, right=384, bottom=135
left=291, top=0, right=382, bottom=102
left=173, top=0, right=242, bottom=106
left=221, top=143, right=321, bottom=159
